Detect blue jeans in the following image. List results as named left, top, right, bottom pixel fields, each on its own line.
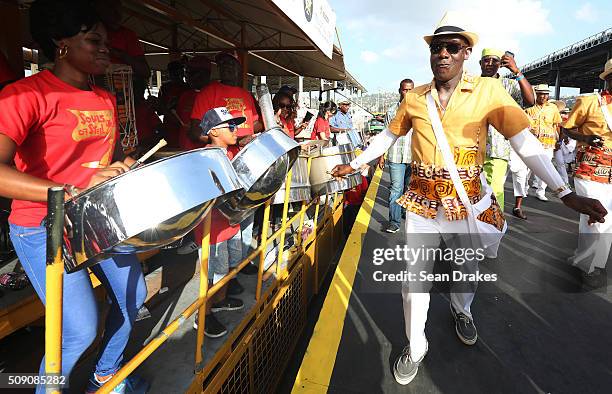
left=205, top=231, right=242, bottom=284
left=10, top=224, right=147, bottom=392
left=388, top=162, right=412, bottom=227
left=240, top=212, right=255, bottom=261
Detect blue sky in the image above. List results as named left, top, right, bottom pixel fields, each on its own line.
left=331, top=0, right=612, bottom=94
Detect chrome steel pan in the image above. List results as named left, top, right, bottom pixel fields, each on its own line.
left=217, top=127, right=300, bottom=224
left=216, top=84, right=300, bottom=224
left=334, top=130, right=364, bottom=149
left=151, top=148, right=185, bottom=159
left=309, top=143, right=362, bottom=196
left=272, top=156, right=311, bottom=205
left=348, top=129, right=364, bottom=148
left=63, top=147, right=242, bottom=272
left=334, top=132, right=351, bottom=146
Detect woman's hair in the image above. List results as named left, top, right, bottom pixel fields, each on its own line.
left=30, top=0, right=101, bottom=60
left=318, top=101, right=337, bottom=119
left=272, top=91, right=295, bottom=112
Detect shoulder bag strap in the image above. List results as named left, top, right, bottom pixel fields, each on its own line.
left=425, top=92, right=475, bottom=214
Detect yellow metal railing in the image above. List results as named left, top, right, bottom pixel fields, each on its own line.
left=41, top=153, right=348, bottom=393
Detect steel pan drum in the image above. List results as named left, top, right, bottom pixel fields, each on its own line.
left=335, top=129, right=364, bottom=148
left=348, top=129, right=364, bottom=148
left=63, top=147, right=243, bottom=272
left=217, top=127, right=300, bottom=224
left=151, top=148, right=185, bottom=159
left=272, top=156, right=311, bottom=205
left=309, top=143, right=362, bottom=196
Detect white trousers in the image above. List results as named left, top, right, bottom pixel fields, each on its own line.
left=402, top=209, right=478, bottom=360
left=510, top=148, right=553, bottom=197
left=571, top=179, right=612, bottom=273
left=510, top=148, right=529, bottom=197
left=553, top=149, right=569, bottom=184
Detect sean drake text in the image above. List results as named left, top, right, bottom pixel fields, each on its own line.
left=372, top=270, right=498, bottom=283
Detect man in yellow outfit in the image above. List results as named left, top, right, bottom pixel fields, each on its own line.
left=562, top=59, right=612, bottom=288
left=512, top=84, right=561, bottom=218
left=331, top=11, right=606, bottom=386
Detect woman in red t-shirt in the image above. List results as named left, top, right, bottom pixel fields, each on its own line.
left=0, top=1, right=147, bottom=391
left=311, top=101, right=337, bottom=140
left=272, top=91, right=308, bottom=139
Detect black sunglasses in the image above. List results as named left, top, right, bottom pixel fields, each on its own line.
left=278, top=103, right=292, bottom=109
left=429, top=42, right=468, bottom=55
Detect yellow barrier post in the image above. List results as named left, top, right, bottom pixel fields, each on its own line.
left=321, top=193, right=329, bottom=227
left=276, top=168, right=292, bottom=279
left=296, top=156, right=312, bottom=249
left=195, top=213, right=212, bottom=370
left=45, top=187, right=64, bottom=394
left=256, top=200, right=272, bottom=301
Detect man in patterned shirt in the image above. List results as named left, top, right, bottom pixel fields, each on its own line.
left=480, top=48, right=534, bottom=210
left=380, top=78, right=414, bottom=233
left=331, top=11, right=606, bottom=386
left=561, top=59, right=612, bottom=287
left=514, top=85, right=562, bottom=212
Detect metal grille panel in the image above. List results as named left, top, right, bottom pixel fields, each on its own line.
left=218, top=349, right=250, bottom=394
left=252, top=265, right=305, bottom=393
left=210, top=262, right=307, bottom=393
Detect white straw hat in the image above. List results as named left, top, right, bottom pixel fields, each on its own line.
left=423, top=11, right=479, bottom=47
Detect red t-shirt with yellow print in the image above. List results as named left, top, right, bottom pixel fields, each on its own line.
left=0, top=70, right=119, bottom=226
left=191, top=81, right=260, bottom=156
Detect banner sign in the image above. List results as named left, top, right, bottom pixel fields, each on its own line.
left=272, top=0, right=336, bottom=59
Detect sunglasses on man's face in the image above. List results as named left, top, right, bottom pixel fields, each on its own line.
left=429, top=42, right=468, bottom=55
left=278, top=103, right=292, bottom=109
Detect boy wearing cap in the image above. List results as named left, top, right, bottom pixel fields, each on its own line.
left=192, top=107, right=246, bottom=338
left=480, top=48, right=535, bottom=209
left=331, top=11, right=606, bottom=386
left=561, top=59, right=612, bottom=288
left=190, top=50, right=264, bottom=278
left=513, top=85, right=562, bottom=211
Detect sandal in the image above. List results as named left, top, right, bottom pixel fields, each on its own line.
left=512, top=207, right=527, bottom=220
left=0, top=271, right=30, bottom=290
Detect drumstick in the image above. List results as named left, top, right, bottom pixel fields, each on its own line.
left=129, top=139, right=168, bottom=169
left=171, top=109, right=186, bottom=127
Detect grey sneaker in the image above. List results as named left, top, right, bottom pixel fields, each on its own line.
left=385, top=223, right=401, bottom=233
left=451, top=305, right=478, bottom=345
left=393, top=342, right=428, bottom=385
left=581, top=268, right=606, bottom=289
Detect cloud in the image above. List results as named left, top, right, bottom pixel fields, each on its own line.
left=333, top=0, right=556, bottom=90
left=576, top=3, right=596, bottom=21
left=360, top=50, right=379, bottom=63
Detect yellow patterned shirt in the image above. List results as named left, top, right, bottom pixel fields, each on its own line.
left=562, top=93, right=612, bottom=150
left=525, top=103, right=561, bottom=150
left=388, top=73, right=530, bottom=221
